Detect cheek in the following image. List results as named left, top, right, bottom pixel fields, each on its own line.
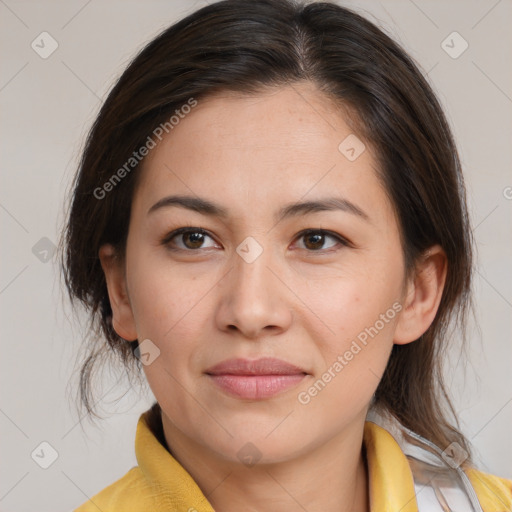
left=127, top=258, right=213, bottom=416
left=294, top=251, right=403, bottom=401
left=127, top=250, right=208, bottom=336
left=124, top=255, right=219, bottom=393
left=300, top=258, right=404, bottom=348
left=296, top=285, right=400, bottom=423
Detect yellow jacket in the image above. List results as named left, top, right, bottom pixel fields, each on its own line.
left=75, top=408, right=511, bottom=512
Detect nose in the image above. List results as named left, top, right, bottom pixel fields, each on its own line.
left=214, top=240, right=293, bottom=339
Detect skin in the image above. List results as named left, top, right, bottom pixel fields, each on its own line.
left=100, top=81, right=447, bottom=512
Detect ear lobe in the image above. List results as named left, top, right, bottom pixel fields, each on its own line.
left=98, top=244, right=138, bottom=342
left=393, top=245, right=447, bottom=345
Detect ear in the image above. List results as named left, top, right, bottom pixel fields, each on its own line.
left=394, top=245, right=447, bottom=345
left=98, top=244, right=138, bottom=341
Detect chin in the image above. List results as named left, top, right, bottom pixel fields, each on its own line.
left=203, top=419, right=317, bottom=466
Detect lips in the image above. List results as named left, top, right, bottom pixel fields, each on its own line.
left=205, top=357, right=307, bottom=376
left=205, top=357, right=308, bottom=400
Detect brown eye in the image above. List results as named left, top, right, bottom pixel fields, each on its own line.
left=295, top=229, right=348, bottom=252
left=182, top=231, right=206, bottom=249
left=162, top=228, right=217, bottom=251
left=303, top=232, right=326, bottom=250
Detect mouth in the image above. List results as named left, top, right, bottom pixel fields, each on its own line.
left=205, top=357, right=308, bottom=400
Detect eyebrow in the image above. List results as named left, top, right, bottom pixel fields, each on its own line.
left=147, top=194, right=370, bottom=223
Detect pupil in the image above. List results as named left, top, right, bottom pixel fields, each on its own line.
left=185, top=232, right=204, bottom=248
left=306, top=233, right=323, bottom=250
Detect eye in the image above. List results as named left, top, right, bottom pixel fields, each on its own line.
left=161, top=227, right=350, bottom=253
left=294, top=229, right=350, bottom=252
left=161, top=227, right=218, bottom=251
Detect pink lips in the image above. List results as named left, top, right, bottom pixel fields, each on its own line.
left=205, top=357, right=307, bottom=400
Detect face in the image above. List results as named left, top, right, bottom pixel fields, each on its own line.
left=106, top=82, right=413, bottom=465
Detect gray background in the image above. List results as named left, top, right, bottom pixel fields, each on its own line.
left=0, top=0, right=511, bottom=510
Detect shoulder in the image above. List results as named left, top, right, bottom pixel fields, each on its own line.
left=465, top=467, right=512, bottom=511
left=73, top=466, right=156, bottom=512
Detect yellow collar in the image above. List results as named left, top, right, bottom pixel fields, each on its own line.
left=135, top=413, right=420, bottom=511
left=76, top=410, right=511, bottom=511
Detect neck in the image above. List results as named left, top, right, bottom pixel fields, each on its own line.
left=160, top=410, right=370, bottom=512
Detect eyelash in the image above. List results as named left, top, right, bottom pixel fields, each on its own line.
left=160, top=227, right=351, bottom=253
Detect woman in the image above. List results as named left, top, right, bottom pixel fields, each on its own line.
left=62, top=0, right=511, bottom=510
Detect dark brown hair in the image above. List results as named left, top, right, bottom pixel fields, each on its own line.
left=61, top=0, right=473, bottom=459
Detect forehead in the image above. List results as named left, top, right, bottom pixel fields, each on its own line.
left=133, top=82, right=390, bottom=225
